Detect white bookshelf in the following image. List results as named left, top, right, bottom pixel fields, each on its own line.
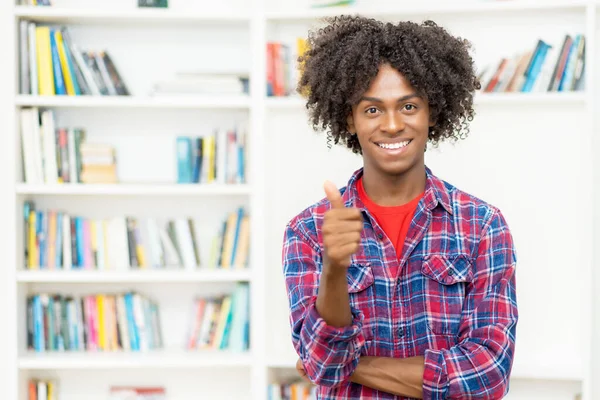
left=0, top=1, right=598, bottom=400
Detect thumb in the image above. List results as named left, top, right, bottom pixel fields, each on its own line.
left=324, top=180, right=344, bottom=209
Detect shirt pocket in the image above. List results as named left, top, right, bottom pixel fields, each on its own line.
left=346, top=263, right=375, bottom=340
left=420, top=254, right=472, bottom=337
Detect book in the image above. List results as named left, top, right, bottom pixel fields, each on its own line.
left=22, top=202, right=249, bottom=270
left=477, top=34, right=586, bottom=93
left=19, top=23, right=128, bottom=96
left=27, top=291, right=162, bottom=353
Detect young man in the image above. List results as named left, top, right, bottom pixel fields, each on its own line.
left=282, top=16, right=518, bottom=399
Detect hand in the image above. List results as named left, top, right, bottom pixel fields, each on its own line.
left=322, top=180, right=363, bottom=269
left=296, top=358, right=312, bottom=384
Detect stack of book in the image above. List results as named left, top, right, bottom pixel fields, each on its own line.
left=267, top=39, right=309, bottom=97
left=79, top=142, right=118, bottom=184
left=186, top=283, right=250, bottom=352
left=27, top=291, right=162, bottom=353
left=23, top=202, right=250, bottom=270
left=20, top=108, right=116, bottom=184
left=478, top=34, right=586, bottom=93
left=28, top=379, right=57, bottom=400
left=176, top=123, right=247, bottom=185
left=19, top=22, right=129, bottom=96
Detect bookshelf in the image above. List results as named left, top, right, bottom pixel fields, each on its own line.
left=0, top=1, right=598, bottom=400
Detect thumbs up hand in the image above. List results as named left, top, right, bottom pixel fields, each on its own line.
left=322, top=181, right=363, bottom=269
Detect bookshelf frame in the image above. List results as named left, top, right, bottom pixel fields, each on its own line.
left=0, top=1, right=598, bottom=399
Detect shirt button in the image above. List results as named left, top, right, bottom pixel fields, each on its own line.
left=398, top=327, right=404, bottom=337
left=377, top=233, right=384, bottom=240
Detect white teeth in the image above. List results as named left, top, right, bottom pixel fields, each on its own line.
left=378, top=140, right=410, bottom=150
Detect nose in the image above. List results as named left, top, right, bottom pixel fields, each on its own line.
left=381, top=111, right=405, bottom=134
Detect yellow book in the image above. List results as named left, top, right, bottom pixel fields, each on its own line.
left=54, top=30, right=75, bottom=95
left=97, top=295, right=106, bottom=350
left=220, top=211, right=238, bottom=269
left=212, top=296, right=231, bottom=349
left=47, top=381, right=54, bottom=400
left=28, top=211, right=37, bottom=269
left=136, top=240, right=147, bottom=268
left=297, top=37, right=310, bottom=97
left=233, top=215, right=250, bottom=268
left=35, top=27, right=55, bottom=96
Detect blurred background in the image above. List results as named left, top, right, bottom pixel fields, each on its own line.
left=0, top=0, right=597, bottom=399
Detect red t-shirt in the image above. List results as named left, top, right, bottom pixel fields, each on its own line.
left=357, top=176, right=424, bottom=260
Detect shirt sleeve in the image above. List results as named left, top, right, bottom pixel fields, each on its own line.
left=422, top=209, right=518, bottom=399
left=282, top=220, right=366, bottom=387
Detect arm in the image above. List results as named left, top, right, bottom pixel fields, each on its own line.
left=283, top=221, right=365, bottom=387
left=350, top=210, right=517, bottom=400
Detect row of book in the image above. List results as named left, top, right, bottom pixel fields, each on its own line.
left=266, top=39, right=308, bottom=97
left=176, top=124, right=247, bottom=184
left=479, top=34, right=585, bottom=93
left=28, top=380, right=57, bottom=400
left=268, top=381, right=316, bottom=400
left=27, top=292, right=162, bottom=352
left=186, top=283, right=250, bottom=352
left=23, top=202, right=250, bottom=270
left=19, top=22, right=129, bottom=96
left=20, top=0, right=51, bottom=4
left=20, top=108, right=118, bottom=184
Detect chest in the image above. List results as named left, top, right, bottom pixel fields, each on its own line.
left=344, top=215, right=475, bottom=357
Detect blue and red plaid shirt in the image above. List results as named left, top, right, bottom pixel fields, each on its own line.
left=282, top=167, right=518, bottom=399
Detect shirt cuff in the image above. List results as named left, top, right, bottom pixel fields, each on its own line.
left=423, top=348, right=449, bottom=400
left=304, top=301, right=365, bottom=343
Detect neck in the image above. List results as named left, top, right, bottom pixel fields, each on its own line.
left=362, top=163, right=426, bottom=206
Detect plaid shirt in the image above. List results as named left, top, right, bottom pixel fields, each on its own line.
left=282, top=167, right=518, bottom=399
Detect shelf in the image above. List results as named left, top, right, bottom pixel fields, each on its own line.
left=18, top=349, right=252, bottom=369
left=16, top=269, right=251, bottom=283
left=266, top=0, right=589, bottom=21
left=265, top=92, right=586, bottom=110
left=13, top=6, right=250, bottom=24
left=15, top=183, right=251, bottom=196
left=15, top=95, right=251, bottom=109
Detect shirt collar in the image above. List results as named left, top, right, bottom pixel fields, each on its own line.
left=341, top=166, right=453, bottom=215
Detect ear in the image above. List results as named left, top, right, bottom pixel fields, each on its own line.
left=347, top=114, right=356, bottom=134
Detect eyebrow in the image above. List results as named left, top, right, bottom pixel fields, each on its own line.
left=359, top=93, right=421, bottom=103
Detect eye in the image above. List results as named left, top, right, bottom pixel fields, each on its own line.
left=404, top=104, right=417, bottom=112
left=365, top=107, right=379, bottom=114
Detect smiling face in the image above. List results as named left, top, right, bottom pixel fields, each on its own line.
left=347, top=63, right=434, bottom=179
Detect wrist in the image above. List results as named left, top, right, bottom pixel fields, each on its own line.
left=322, top=261, right=347, bottom=280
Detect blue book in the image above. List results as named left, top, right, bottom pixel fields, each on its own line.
left=176, top=137, right=193, bottom=184
left=49, top=30, right=66, bottom=95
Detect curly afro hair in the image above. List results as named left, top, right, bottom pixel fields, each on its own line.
left=297, top=15, right=481, bottom=154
